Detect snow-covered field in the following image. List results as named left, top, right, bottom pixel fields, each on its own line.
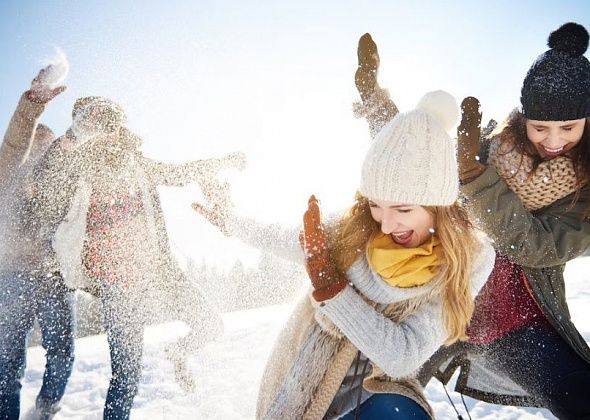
left=20, top=257, right=590, bottom=419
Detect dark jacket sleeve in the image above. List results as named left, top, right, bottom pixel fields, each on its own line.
left=461, top=166, right=590, bottom=268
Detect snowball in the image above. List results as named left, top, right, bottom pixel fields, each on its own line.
left=40, top=47, right=69, bottom=87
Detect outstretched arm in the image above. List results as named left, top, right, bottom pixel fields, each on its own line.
left=192, top=187, right=305, bottom=264
left=192, top=191, right=343, bottom=266
left=142, top=151, right=246, bottom=187
left=0, top=65, right=66, bottom=180
left=352, top=33, right=399, bottom=139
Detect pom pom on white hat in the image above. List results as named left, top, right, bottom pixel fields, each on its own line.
left=416, top=90, right=460, bottom=132
left=359, top=90, right=459, bottom=206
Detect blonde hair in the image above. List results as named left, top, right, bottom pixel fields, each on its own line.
left=329, top=192, right=479, bottom=344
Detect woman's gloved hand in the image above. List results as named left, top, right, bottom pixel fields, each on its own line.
left=302, top=195, right=347, bottom=302
left=457, top=96, right=486, bottom=183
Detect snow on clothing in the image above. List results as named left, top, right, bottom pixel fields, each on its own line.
left=32, top=133, right=222, bottom=334
left=420, top=123, right=590, bottom=417
left=0, top=93, right=57, bottom=273
left=468, top=324, right=590, bottom=418
left=31, top=135, right=223, bottom=417
left=224, top=214, right=495, bottom=419
left=83, top=176, right=151, bottom=286
left=0, top=93, right=75, bottom=419
left=466, top=255, right=549, bottom=345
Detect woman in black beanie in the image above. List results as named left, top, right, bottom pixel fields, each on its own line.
left=354, top=23, right=590, bottom=418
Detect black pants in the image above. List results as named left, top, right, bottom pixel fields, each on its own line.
left=486, top=325, right=590, bottom=420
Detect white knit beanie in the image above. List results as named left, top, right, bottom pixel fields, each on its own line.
left=359, top=90, right=459, bottom=206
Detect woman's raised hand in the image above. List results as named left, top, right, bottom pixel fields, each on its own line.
left=191, top=151, right=246, bottom=234
left=28, top=64, right=67, bottom=104
left=355, top=33, right=380, bottom=104
left=353, top=33, right=399, bottom=139
left=302, top=195, right=346, bottom=302
left=192, top=179, right=233, bottom=235
left=457, top=97, right=486, bottom=183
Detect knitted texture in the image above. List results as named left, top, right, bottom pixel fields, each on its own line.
left=263, top=321, right=342, bottom=420
left=488, top=134, right=582, bottom=210
left=303, top=341, right=358, bottom=420
left=359, top=91, right=459, bottom=205
left=521, top=22, right=590, bottom=121
left=226, top=213, right=495, bottom=419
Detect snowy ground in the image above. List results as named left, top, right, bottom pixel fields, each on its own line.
left=20, top=257, right=590, bottom=419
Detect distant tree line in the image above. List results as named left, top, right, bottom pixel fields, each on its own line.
left=28, top=252, right=305, bottom=346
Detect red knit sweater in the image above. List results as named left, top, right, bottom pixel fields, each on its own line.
left=83, top=185, right=145, bottom=286
left=467, top=254, right=550, bottom=344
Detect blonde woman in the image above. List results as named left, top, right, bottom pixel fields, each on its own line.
left=194, top=91, right=495, bottom=419
left=354, top=25, right=590, bottom=417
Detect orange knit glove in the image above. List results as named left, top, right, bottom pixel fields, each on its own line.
left=302, top=195, right=347, bottom=302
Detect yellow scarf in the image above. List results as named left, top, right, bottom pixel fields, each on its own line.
left=367, top=233, right=444, bottom=288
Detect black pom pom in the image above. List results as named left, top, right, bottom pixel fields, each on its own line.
left=548, top=22, right=589, bottom=56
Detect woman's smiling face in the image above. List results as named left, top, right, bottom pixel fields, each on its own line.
left=368, top=198, right=435, bottom=248
left=525, top=118, right=586, bottom=159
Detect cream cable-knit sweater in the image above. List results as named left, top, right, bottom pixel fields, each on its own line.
left=227, top=213, right=495, bottom=388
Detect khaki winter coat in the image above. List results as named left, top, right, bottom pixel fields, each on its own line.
left=0, top=92, right=50, bottom=273
left=421, top=165, right=590, bottom=406
left=0, top=93, right=45, bottom=182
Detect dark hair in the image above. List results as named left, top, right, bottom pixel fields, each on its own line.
left=493, top=110, right=590, bottom=216
left=577, top=119, right=590, bottom=181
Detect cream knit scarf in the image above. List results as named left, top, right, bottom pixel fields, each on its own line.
left=488, top=129, right=582, bottom=210
left=263, top=321, right=342, bottom=420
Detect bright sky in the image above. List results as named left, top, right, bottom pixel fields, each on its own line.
left=1, top=0, right=589, bottom=267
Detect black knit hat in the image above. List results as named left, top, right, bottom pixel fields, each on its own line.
left=521, top=22, right=590, bottom=121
